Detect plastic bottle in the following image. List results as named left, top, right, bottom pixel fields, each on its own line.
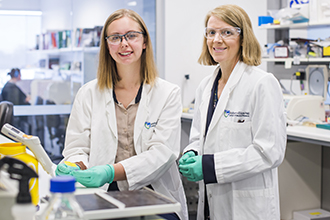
left=0, top=142, right=39, bottom=206
left=39, top=176, right=85, bottom=220
left=12, top=204, right=36, bottom=220
left=1, top=123, right=56, bottom=177
left=0, top=156, right=38, bottom=220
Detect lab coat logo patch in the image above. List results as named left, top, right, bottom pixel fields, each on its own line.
left=224, top=110, right=250, bottom=118
left=145, top=122, right=151, bottom=129
left=144, top=121, right=157, bottom=129
left=224, top=110, right=230, bottom=118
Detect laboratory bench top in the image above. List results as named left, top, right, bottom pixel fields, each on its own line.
left=181, top=113, right=330, bottom=147
left=0, top=134, right=181, bottom=220
left=286, top=125, right=330, bottom=147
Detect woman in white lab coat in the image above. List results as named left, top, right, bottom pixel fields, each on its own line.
left=179, top=4, right=287, bottom=220
left=55, top=9, right=188, bottom=220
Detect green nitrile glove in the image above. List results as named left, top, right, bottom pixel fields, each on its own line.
left=179, top=151, right=196, bottom=165
left=55, top=162, right=80, bottom=176
left=72, top=164, right=115, bottom=188
left=179, top=155, right=203, bottom=182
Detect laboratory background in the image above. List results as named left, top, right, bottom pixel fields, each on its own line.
left=0, top=0, right=330, bottom=219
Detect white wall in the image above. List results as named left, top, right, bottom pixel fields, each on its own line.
left=71, top=0, right=121, bottom=29
left=40, top=0, right=72, bottom=31
left=0, top=0, right=40, bottom=10
left=40, top=0, right=152, bottom=33
left=40, top=0, right=124, bottom=32
left=163, top=0, right=267, bottom=107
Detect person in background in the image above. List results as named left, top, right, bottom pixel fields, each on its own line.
left=55, top=9, right=188, bottom=220
left=179, top=4, right=287, bottom=220
left=1, top=68, right=31, bottom=132
left=1, top=68, right=30, bottom=105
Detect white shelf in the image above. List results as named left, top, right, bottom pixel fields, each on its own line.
left=263, top=58, right=296, bottom=62
left=262, top=57, right=330, bottom=63
left=307, top=57, right=330, bottom=62
left=259, top=21, right=330, bottom=30
left=13, top=105, right=72, bottom=116
left=60, top=69, right=82, bottom=75
left=181, top=112, right=193, bottom=120
left=28, top=46, right=99, bottom=54
left=259, top=22, right=309, bottom=29
left=309, top=21, right=330, bottom=26
left=23, top=67, right=82, bottom=74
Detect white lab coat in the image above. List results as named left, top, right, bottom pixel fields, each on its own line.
left=184, top=61, right=287, bottom=220
left=62, top=77, right=188, bottom=220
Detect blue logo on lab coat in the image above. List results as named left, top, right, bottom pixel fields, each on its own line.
left=224, top=110, right=250, bottom=118
left=144, top=122, right=151, bottom=129
left=224, top=110, right=230, bottom=118
left=144, top=121, right=158, bottom=129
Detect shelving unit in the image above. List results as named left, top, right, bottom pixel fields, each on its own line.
left=260, top=20, right=330, bottom=77
left=260, top=15, right=330, bottom=219
left=26, top=46, right=99, bottom=85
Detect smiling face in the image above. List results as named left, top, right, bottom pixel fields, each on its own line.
left=106, top=16, right=146, bottom=67
left=206, top=16, right=241, bottom=67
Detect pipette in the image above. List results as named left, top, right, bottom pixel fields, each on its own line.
left=1, top=123, right=56, bottom=177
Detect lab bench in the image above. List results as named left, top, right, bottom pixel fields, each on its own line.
left=0, top=134, right=181, bottom=220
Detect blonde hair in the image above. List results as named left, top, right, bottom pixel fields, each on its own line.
left=97, top=9, right=157, bottom=90
left=198, top=4, right=261, bottom=66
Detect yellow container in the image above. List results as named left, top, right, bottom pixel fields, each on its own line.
left=323, top=46, right=330, bottom=57
left=0, top=143, right=39, bottom=206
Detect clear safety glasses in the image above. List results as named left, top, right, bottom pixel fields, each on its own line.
left=204, top=27, right=241, bottom=40
left=105, top=31, right=145, bottom=45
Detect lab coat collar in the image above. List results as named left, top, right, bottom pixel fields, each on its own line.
left=134, top=83, right=152, bottom=153
left=205, top=61, right=248, bottom=139
left=199, top=66, right=220, bottom=140
left=105, top=87, right=118, bottom=140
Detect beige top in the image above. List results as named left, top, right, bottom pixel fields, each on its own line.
left=114, top=99, right=138, bottom=163
left=113, top=84, right=142, bottom=163
left=74, top=98, right=139, bottom=169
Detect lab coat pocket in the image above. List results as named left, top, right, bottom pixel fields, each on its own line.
left=142, top=127, right=154, bottom=140
left=141, top=127, right=154, bottom=150
left=232, top=188, right=276, bottom=220
left=228, top=121, right=252, bottom=148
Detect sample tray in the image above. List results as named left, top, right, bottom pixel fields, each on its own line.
left=75, top=187, right=181, bottom=219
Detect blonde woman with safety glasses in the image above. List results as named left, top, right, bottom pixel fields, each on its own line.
left=179, top=5, right=286, bottom=220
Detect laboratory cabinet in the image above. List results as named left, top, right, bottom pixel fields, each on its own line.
left=280, top=126, right=330, bottom=220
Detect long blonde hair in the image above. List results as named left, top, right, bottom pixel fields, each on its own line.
left=97, top=9, right=157, bottom=90
left=198, top=4, right=261, bottom=66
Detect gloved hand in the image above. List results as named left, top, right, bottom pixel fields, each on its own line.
left=72, top=164, right=115, bottom=188
left=55, top=163, right=80, bottom=176
left=179, top=155, right=203, bottom=182
left=179, top=151, right=196, bottom=165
